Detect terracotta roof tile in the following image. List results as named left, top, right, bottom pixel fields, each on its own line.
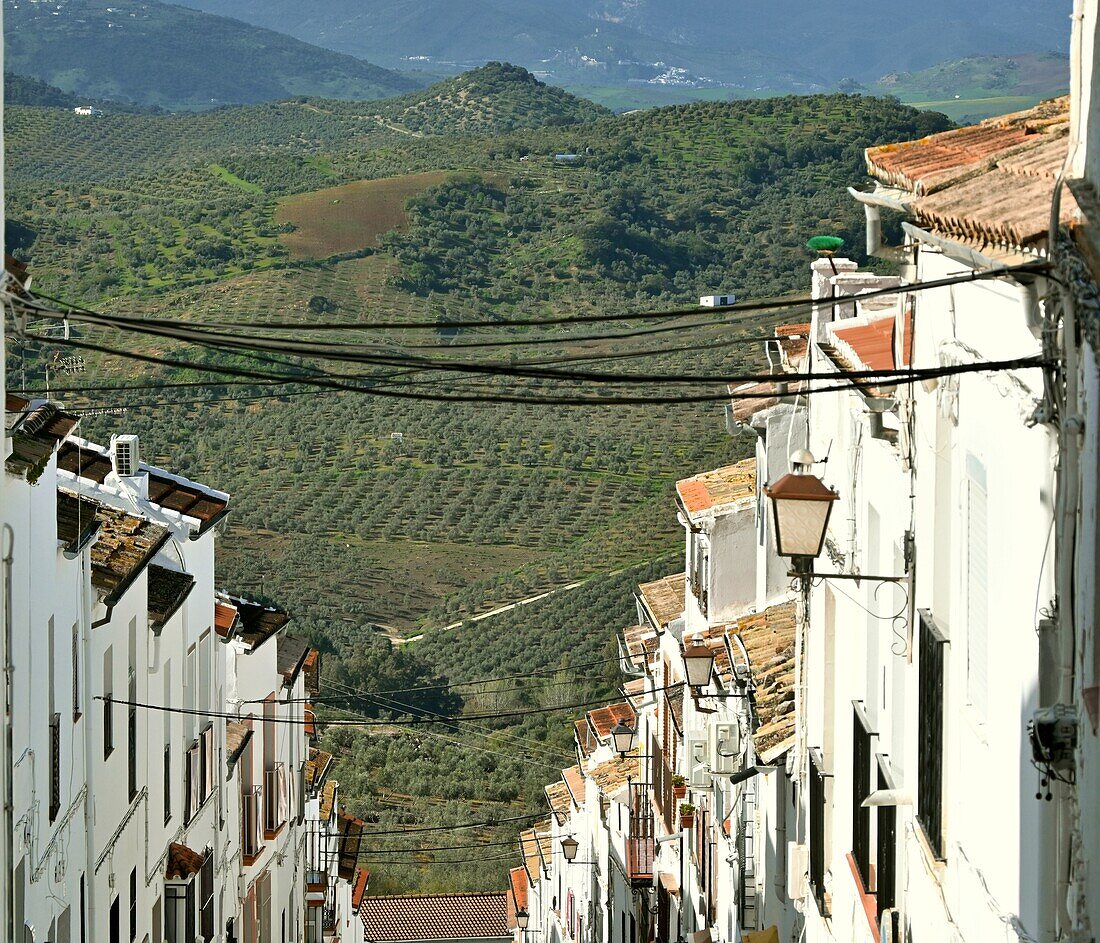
left=574, top=719, right=596, bottom=759
left=534, top=829, right=552, bottom=866
left=520, top=828, right=543, bottom=882
left=562, top=765, right=587, bottom=807
left=305, top=748, right=333, bottom=792
left=58, top=490, right=170, bottom=606
left=218, top=592, right=290, bottom=652
left=147, top=565, right=195, bottom=634
left=587, top=752, right=640, bottom=800
left=585, top=702, right=636, bottom=741
left=7, top=400, right=80, bottom=481
left=277, top=635, right=311, bottom=687
left=508, top=867, right=528, bottom=926
left=622, top=678, right=648, bottom=709
left=621, top=623, right=659, bottom=670
left=544, top=779, right=572, bottom=825
left=320, top=780, right=338, bottom=821
left=833, top=316, right=896, bottom=372
left=165, top=842, right=205, bottom=880
left=866, top=96, right=1074, bottom=249
left=57, top=437, right=230, bottom=534
left=676, top=460, right=756, bottom=518
left=214, top=601, right=237, bottom=638
left=637, top=573, right=685, bottom=629
left=360, top=893, right=510, bottom=941
left=352, top=868, right=371, bottom=910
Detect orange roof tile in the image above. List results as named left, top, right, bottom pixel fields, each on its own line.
left=637, top=573, right=685, bottom=629
left=623, top=678, right=648, bottom=709
left=562, top=765, right=586, bottom=807
left=586, top=702, right=636, bottom=741
left=574, top=719, right=596, bottom=759
left=520, top=828, right=543, bottom=883
left=833, top=316, right=896, bottom=371
left=360, top=894, right=509, bottom=941
left=508, top=867, right=529, bottom=925
left=587, top=752, right=640, bottom=799
left=544, top=780, right=572, bottom=825
left=621, top=623, right=659, bottom=670
left=676, top=460, right=756, bottom=518
left=352, top=868, right=370, bottom=909
left=165, top=842, right=205, bottom=880
left=214, top=601, right=237, bottom=638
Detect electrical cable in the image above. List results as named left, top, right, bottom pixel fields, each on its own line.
left=341, top=811, right=543, bottom=836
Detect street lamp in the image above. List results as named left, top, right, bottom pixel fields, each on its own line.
left=516, top=908, right=530, bottom=930
left=611, top=721, right=636, bottom=756
left=765, top=451, right=908, bottom=586
left=681, top=634, right=715, bottom=690
left=764, top=451, right=839, bottom=569
left=561, top=836, right=580, bottom=862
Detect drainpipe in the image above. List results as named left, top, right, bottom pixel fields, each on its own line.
left=3, top=524, right=14, bottom=943
left=81, top=552, right=98, bottom=939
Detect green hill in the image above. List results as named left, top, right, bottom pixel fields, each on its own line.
left=3, top=0, right=422, bottom=111
left=6, top=87, right=951, bottom=890
left=373, top=63, right=610, bottom=134
left=4, top=72, right=83, bottom=109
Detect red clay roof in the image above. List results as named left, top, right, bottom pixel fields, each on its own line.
left=562, top=765, right=586, bottom=807
left=676, top=460, right=756, bottom=517
left=833, top=317, right=896, bottom=371
left=866, top=96, right=1074, bottom=249
left=586, top=702, right=636, bottom=741
left=165, top=842, right=205, bottom=880
left=214, top=601, right=237, bottom=638
left=509, top=866, right=528, bottom=912
left=623, top=678, right=648, bottom=708
left=352, top=868, right=371, bottom=910
left=544, top=779, right=572, bottom=825
left=359, top=893, right=510, bottom=941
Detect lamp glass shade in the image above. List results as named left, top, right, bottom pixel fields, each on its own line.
left=516, top=909, right=530, bottom=929
left=561, top=836, right=579, bottom=861
left=682, top=640, right=715, bottom=688
left=611, top=721, right=636, bottom=755
left=764, top=472, right=838, bottom=559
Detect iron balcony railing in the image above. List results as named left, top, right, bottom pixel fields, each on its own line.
left=626, top=782, right=654, bottom=881
left=242, top=785, right=263, bottom=858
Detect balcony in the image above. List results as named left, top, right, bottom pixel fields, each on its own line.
left=627, top=782, right=654, bottom=883
left=265, top=763, right=287, bottom=839
left=242, top=785, right=264, bottom=865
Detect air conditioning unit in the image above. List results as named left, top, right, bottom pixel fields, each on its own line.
left=111, top=434, right=141, bottom=477
left=686, top=737, right=710, bottom=788
left=787, top=843, right=808, bottom=900
left=709, top=721, right=741, bottom=775
left=880, top=908, right=903, bottom=943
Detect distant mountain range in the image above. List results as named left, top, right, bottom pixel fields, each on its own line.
left=173, top=0, right=1071, bottom=92
left=3, top=0, right=421, bottom=110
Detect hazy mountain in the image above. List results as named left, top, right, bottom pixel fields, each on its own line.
left=4, top=0, right=422, bottom=111
left=173, top=0, right=1070, bottom=91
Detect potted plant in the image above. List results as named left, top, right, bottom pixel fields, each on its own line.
left=672, top=775, right=687, bottom=799
left=679, top=803, right=696, bottom=828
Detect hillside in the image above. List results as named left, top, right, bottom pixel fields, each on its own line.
left=175, top=0, right=1069, bottom=93
left=864, top=52, right=1070, bottom=122
left=5, top=87, right=950, bottom=890
left=5, top=72, right=83, bottom=109
left=3, top=0, right=421, bottom=111
left=374, top=63, right=610, bottom=134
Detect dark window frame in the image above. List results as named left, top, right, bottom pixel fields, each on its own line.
left=875, top=756, right=897, bottom=917
left=851, top=703, right=874, bottom=889
left=917, top=609, right=948, bottom=859
left=809, top=748, right=830, bottom=916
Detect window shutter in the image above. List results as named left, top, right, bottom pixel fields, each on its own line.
left=966, top=465, right=989, bottom=718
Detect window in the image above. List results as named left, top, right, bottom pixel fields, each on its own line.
left=164, top=744, right=172, bottom=824
left=917, top=609, right=947, bottom=858
left=103, top=647, right=114, bottom=760
left=875, top=759, right=897, bottom=917
left=199, top=854, right=214, bottom=942
left=851, top=706, right=873, bottom=889
left=966, top=457, right=989, bottom=720
left=809, top=748, right=830, bottom=915
left=49, top=712, right=61, bottom=822
left=80, top=875, right=86, bottom=943
left=72, top=623, right=81, bottom=721
left=110, top=895, right=120, bottom=943
left=127, top=678, right=138, bottom=802
left=129, top=868, right=137, bottom=942
left=164, top=883, right=195, bottom=943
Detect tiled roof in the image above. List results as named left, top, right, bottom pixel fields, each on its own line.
left=226, top=721, right=252, bottom=775
left=574, top=718, right=597, bottom=759
left=508, top=867, right=528, bottom=926
left=320, top=780, right=338, bottom=821
left=637, top=573, right=685, bottom=630
left=57, top=436, right=230, bottom=534
left=586, top=702, right=636, bottom=742
left=824, top=308, right=912, bottom=397
left=353, top=868, right=371, bottom=910
left=519, top=828, right=542, bottom=882
left=668, top=684, right=684, bottom=734
left=59, top=490, right=171, bottom=606
left=866, top=96, right=1074, bottom=250
left=56, top=489, right=102, bottom=554
left=621, top=623, right=659, bottom=671
left=214, top=600, right=237, bottom=638
left=562, top=765, right=586, bottom=807
left=360, top=893, right=510, bottom=942
left=165, top=842, right=205, bottom=880
left=147, top=565, right=195, bottom=634
left=305, top=747, right=333, bottom=792
left=534, top=829, right=552, bottom=867
left=544, top=780, right=571, bottom=825
left=623, top=678, right=648, bottom=709
left=338, top=811, right=365, bottom=882
left=218, top=592, right=290, bottom=652
left=6, top=397, right=80, bottom=481
left=304, top=703, right=316, bottom=739
left=303, top=648, right=321, bottom=696
left=277, top=635, right=311, bottom=687
left=587, top=752, right=640, bottom=800
left=676, top=459, right=756, bottom=520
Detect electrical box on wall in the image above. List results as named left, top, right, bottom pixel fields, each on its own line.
left=686, top=737, right=711, bottom=787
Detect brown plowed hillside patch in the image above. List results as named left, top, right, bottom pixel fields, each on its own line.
left=276, top=171, right=453, bottom=259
